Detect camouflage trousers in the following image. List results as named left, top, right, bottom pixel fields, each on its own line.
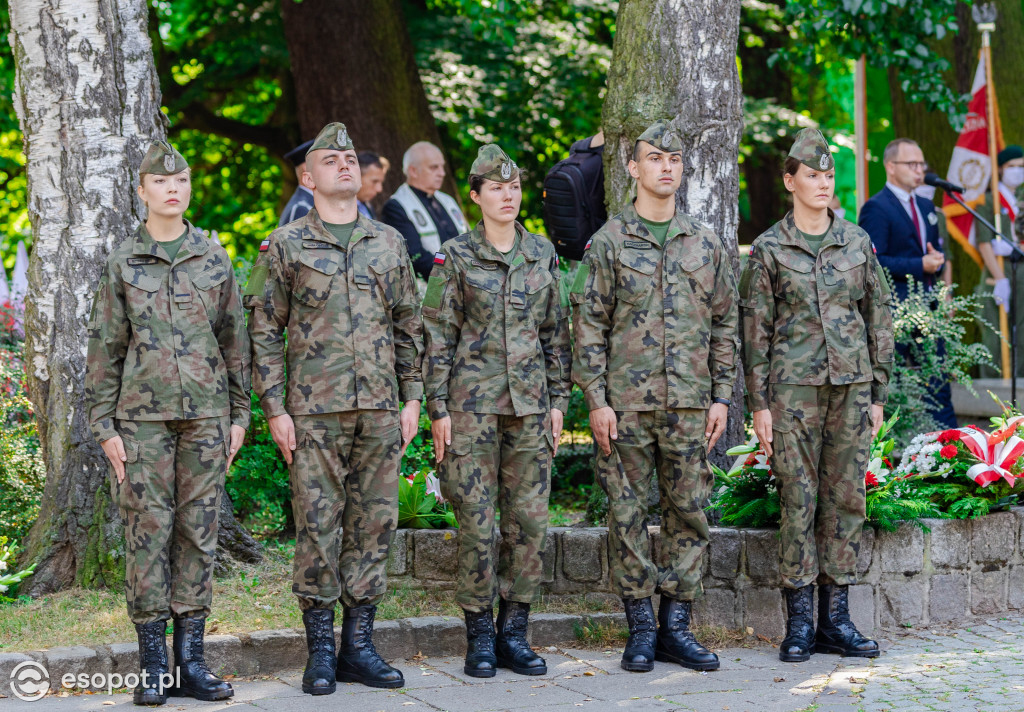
left=768, top=383, right=872, bottom=589
left=290, top=410, right=401, bottom=611
left=112, top=417, right=228, bottom=625
left=438, top=411, right=553, bottom=613
left=595, top=409, right=711, bottom=601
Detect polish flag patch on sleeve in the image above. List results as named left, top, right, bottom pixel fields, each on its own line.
left=584, top=238, right=593, bottom=250
left=259, top=238, right=271, bottom=252
left=434, top=252, right=446, bottom=265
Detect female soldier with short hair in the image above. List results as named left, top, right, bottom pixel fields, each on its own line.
left=739, top=128, right=893, bottom=663
left=421, top=144, right=571, bottom=678
left=86, top=141, right=250, bottom=705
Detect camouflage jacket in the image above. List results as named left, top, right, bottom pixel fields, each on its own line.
left=739, top=211, right=894, bottom=411
left=245, top=208, right=423, bottom=417
left=85, top=222, right=251, bottom=443
left=571, top=204, right=739, bottom=412
left=422, top=222, right=571, bottom=419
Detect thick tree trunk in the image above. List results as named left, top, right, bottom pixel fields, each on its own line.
left=602, top=0, right=745, bottom=469
left=279, top=0, right=457, bottom=202
left=10, top=0, right=260, bottom=595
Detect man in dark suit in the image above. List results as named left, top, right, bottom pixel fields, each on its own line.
left=859, top=137, right=956, bottom=427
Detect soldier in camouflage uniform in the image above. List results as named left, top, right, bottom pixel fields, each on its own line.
left=246, top=123, right=423, bottom=694
left=86, top=141, right=249, bottom=706
left=739, top=128, right=893, bottom=663
left=422, top=144, right=570, bottom=678
left=571, top=121, right=738, bottom=673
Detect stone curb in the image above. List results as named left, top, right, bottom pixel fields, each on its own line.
left=0, top=612, right=626, bottom=684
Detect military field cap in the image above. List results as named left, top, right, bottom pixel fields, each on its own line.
left=306, top=122, right=355, bottom=157
left=139, top=141, right=188, bottom=176
left=635, top=120, right=683, bottom=153
left=788, top=128, right=834, bottom=171
left=470, top=144, right=520, bottom=183
left=998, top=145, right=1024, bottom=166
left=284, top=139, right=314, bottom=166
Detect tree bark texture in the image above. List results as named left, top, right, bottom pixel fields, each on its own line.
left=280, top=0, right=458, bottom=202
left=9, top=0, right=259, bottom=595
left=601, top=0, right=745, bottom=468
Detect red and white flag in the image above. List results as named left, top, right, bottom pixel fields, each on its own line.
left=944, top=52, right=1004, bottom=266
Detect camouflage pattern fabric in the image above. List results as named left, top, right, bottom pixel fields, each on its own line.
left=139, top=140, right=188, bottom=176
left=769, top=383, right=872, bottom=589
left=246, top=208, right=424, bottom=418
left=111, top=416, right=229, bottom=624
left=437, top=411, right=553, bottom=612
left=634, top=120, right=683, bottom=153
left=469, top=143, right=520, bottom=182
left=788, top=127, right=834, bottom=172
left=290, top=411, right=402, bottom=610
left=86, top=222, right=252, bottom=442
left=422, top=222, right=570, bottom=420
left=570, top=202, right=739, bottom=411
left=595, top=409, right=711, bottom=600
left=738, top=211, right=894, bottom=413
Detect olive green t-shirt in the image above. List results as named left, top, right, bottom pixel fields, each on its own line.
left=499, top=234, right=521, bottom=265
left=640, top=217, right=672, bottom=247
left=798, top=219, right=833, bottom=256
left=156, top=229, right=189, bottom=262
left=323, top=220, right=357, bottom=250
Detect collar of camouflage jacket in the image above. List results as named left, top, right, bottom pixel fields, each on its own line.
left=620, top=202, right=697, bottom=246
left=302, top=207, right=378, bottom=250
left=776, top=208, right=847, bottom=255
left=133, top=220, right=209, bottom=262
left=469, top=220, right=542, bottom=265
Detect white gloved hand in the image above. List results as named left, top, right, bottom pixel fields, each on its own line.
left=992, top=238, right=1015, bottom=257
left=993, top=278, right=1012, bottom=312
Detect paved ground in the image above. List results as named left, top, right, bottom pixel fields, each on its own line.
left=5, top=616, right=1023, bottom=711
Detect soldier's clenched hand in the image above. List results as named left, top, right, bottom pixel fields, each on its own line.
left=401, top=401, right=421, bottom=456
left=551, top=408, right=563, bottom=456
left=589, top=407, right=618, bottom=456
left=705, top=403, right=728, bottom=450
left=752, top=409, right=773, bottom=458
left=227, top=424, right=246, bottom=470
left=432, top=415, right=452, bottom=462
left=268, top=414, right=297, bottom=465
left=101, top=435, right=128, bottom=483
left=870, top=404, right=884, bottom=439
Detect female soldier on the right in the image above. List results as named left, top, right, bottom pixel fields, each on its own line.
left=738, top=128, right=894, bottom=663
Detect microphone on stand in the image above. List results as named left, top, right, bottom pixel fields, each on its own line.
left=924, top=173, right=965, bottom=194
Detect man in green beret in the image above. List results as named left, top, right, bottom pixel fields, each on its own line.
left=246, top=122, right=423, bottom=693
left=571, top=120, right=738, bottom=673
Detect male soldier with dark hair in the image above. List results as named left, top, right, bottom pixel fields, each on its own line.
left=571, top=120, right=738, bottom=673
left=87, top=141, right=250, bottom=706
left=246, top=122, right=423, bottom=694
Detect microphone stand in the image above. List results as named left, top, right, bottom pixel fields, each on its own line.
left=946, top=191, right=1021, bottom=408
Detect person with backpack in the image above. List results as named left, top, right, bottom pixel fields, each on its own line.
left=543, top=133, right=607, bottom=260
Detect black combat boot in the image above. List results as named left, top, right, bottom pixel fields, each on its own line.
left=169, top=616, right=234, bottom=701
left=463, top=609, right=498, bottom=678
left=336, top=605, right=405, bottom=688
left=134, top=620, right=169, bottom=706
left=621, top=597, right=656, bottom=672
left=301, top=608, right=337, bottom=695
left=779, top=585, right=815, bottom=662
left=655, top=597, right=720, bottom=671
left=495, top=599, right=546, bottom=675
left=815, top=584, right=879, bottom=657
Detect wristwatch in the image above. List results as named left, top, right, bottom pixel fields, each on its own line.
left=713, top=397, right=731, bottom=406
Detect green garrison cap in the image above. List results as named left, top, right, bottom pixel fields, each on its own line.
left=139, top=141, right=188, bottom=176
left=635, top=120, right=683, bottom=153
left=470, top=144, right=520, bottom=182
left=998, top=144, right=1024, bottom=166
left=307, top=122, right=354, bottom=156
left=788, top=128, right=834, bottom=171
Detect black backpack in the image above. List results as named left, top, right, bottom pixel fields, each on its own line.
left=543, top=137, right=607, bottom=261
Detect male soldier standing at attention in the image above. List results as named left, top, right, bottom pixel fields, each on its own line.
left=571, top=120, right=738, bottom=673
left=246, top=122, right=423, bottom=694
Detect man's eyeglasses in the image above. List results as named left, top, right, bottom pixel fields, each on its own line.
left=891, top=161, right=929, bottom=171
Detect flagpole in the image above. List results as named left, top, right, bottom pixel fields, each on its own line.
left=977, top=7, right=1011, bottom=378
left=854, top=56, right=868, bottom=209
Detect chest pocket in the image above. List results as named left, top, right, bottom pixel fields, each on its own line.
left=369, top=252, right=403, bottom=310
left=524, top=266, right=553, bottom=324
left=463, top=268, right=504, bottom=324
left=823, top=251, right=866, bottom=301
left=121, top=266, right=164, bottom=323
left=668, top=248, right=714, bottom=298
left=774, top=251, right=815, bottom=304
left=192, top=265, right=230, bottom=316
left=295, top=250, right=340, bottom=309
left=616, top=249, right=658, bottom=305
